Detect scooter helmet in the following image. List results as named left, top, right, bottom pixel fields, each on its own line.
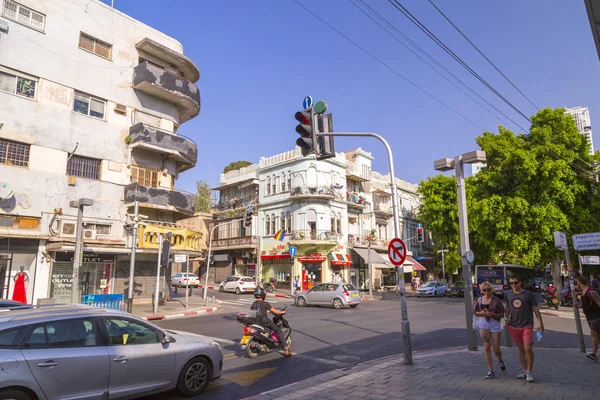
left=254, top=287, right=266, bottom=300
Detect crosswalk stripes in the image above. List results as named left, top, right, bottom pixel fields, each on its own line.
left=217, top=297, right=294, bottom=308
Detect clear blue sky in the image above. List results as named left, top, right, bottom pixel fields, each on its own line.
left=103, top=0, right=600, bottom=194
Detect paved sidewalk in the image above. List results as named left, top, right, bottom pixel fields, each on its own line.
left=245, top=346, right=600, bottom=400
left=131, top=293, right=219, bottom=321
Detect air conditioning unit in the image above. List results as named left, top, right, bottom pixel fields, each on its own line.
left=61, top=222, right=76, bottom=236
left=114, top=103, right=127, bottom=114
left=241, top=251, right=251, bottom=259
left=83, top=229, right=96, bottom=240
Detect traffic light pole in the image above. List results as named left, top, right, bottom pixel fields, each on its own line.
left=317, top=131, right=413, bottom=365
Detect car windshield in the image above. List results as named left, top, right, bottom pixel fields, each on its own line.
left=241, top=278, right=254, bottom=282
left=422, top=282, right=436, bottom=288
left=343, top=284, right=358, bottom=291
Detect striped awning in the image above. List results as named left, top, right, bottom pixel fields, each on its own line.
left=329, top=252, right=352, bottom=267
left=260, top=252, right=290, bottom=260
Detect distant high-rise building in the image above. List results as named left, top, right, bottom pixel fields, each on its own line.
left=565, top=106, right=595, bottom=155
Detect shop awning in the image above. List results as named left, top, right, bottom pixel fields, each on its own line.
left=329, top=252, right=352, bottom=267
left=403, top=256, right=426, bottom=272
left=297, top=253, right=327, bottom=263
left=352, top=248, right=394, bottom=268
left=260, top=252, right=290, bottom=260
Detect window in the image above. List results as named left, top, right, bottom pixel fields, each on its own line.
left=286, top=212, right=291, bottom=232
left=130, top=164, right=159, bottom=187
left=24, top=319, right=98, bottom=348
left=0, top=327, right=27, bottom=348
left=67, top=155, right=101, bottom=180
left=78, top=33, right=112, bottom=60
left=281, top=174, right=286, bottom=192
left=0, top=70, right=36, bottom=99
left=2, top=0, right=45, bottom=32
left=83, top=223, right=112, bottom=235
left=0, top=138, right=30, bottom=167
left=104, top=318, right=159, bottom=346
left=271, top=179, right=276, bottom=195
left=287, top=174, right=292, bottom=192
left=266, top=177, right=271, bottom=195
left=270, top=213, right=276, bottom=235
left=264, top=215, right=270, bottom=236
left=73, top=91, right=106, bottom=119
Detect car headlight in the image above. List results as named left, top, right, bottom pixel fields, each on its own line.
left=209, top=341, right=222, bottom=351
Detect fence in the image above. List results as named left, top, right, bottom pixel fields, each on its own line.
left=81, top=294, right=124, bottom=310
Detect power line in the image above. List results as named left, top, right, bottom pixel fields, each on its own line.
left=427, top=0, right=539, bottom=111
left=350, top=0, right=523, bottom=133
left=387, top=0, right=532, bottom=124
left=290, top=0, right=487, bottom=131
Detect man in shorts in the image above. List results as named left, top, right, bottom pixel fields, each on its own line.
left=576, top=275, right=600, bottom=362
left=505, top=276, right=544, bottom=383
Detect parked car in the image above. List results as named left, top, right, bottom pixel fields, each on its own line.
left=172, top=273, right=200, bottom=288
left=416, top=281, right=447, bottom=297
left=294, top=283, right=361, bottom=309
left=0, top=305, right=223, bottom=399
left=218, top=276, right=256, bottom=294
left=446, top=281, right=467, bottom=297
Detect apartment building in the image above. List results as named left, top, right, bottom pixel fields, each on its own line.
left=565, top=106, right=595, bottom=155
left=0, top=0, right=203, bottom=304
left=209, top=147, right=426, bottom=292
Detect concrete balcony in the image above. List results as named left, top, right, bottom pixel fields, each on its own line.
left=346, top=163, right=371, bottom=182
left=287, top=230, right=343, bottom=245
left=289, top=185, right=335, bottom=201
left=348, top=234, right=388, bottom=249
left=133, top=61, right=200, bottom=124
left=373, top=204, right=393, bottom=217
left=129, top=123, right=197, bottom=172
left=212, top=196, right=258, bottom=215
left=124, top=183, right=195, bottom=216
left=346, top=193, right=368, bottom=210
left=212, top=236, right=258, bottom=251
left=138, top=223, right=203, bottom=252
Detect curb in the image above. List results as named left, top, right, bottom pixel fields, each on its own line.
left=142, top=306, right=219, bottom=321
left=541, top=310, right=575, bottom=319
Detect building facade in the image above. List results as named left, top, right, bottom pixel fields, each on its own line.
left=0, top=0, right=203, bottom=304
left=565, top=106, right=595, bottom=155
left=209, top=147, right=427, bottom=292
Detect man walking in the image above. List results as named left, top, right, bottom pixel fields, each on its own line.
left=505, top=276, right=544, bottom=382
left=576, top=275, right=600, bottom=362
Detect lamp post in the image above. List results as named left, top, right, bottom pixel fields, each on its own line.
left=69, top=198, right=94, bottom=304
left=437, top=245, right=448, bottom=282
left=434, top=150, right=486, bottom=351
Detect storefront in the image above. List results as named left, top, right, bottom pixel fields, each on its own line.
left=261, top=251, right=292, bottom=289
left=51, top=252, right=115, bottom=303
left=298, top=253, right=327, bottom=290
left=1, top=238, right=40, bottom=304
left=350, top=247, right=395, bottom=290
left=328, top=252, right=352, bottom=283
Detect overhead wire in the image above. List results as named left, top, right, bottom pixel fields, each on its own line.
left=290, top=0, right=487, bottom=131
left=349, top=0, right=522, bottom=133
left=427, top=0, right=540, bottom=111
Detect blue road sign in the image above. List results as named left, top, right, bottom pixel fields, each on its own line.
left=303, top=96, right=313, bottom=110
left=289, top=246, right=297, bottom=255
left=247, top=205, right=253, bottom=211
left=417, top=223, right=423, bottom=228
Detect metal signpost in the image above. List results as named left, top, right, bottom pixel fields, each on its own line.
left=554, top=231, right=586, bottom=353
left=289, top=246, right=297, bottom=296
left=153, top=234, right=163, bottom=315
left=126, top=201, right=140, bottom=313
left=174, top=253, right=189, bottom=308
left=388, top=238, right=408, bottom=297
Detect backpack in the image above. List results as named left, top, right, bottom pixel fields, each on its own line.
left=592, top=278, right=600, bottom=292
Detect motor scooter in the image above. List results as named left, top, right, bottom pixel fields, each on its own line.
left=542, top=284, right=559, bottom=310
left=237, top=305, right=291, bottom=358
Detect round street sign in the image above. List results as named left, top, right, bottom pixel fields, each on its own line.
left=314, top=100, right=328, bottom=114
left=388, top=238, right=407, bottom=266
left=303, top=96, right=313, bottom=110
left=464, top=250, right=475, bottom=264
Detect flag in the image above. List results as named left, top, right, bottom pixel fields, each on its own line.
left=274, top=229, right=287, bottom=242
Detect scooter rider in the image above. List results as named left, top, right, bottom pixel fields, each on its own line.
left=251, top=287, right=292, bottom=357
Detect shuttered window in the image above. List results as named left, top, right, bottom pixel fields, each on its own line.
left=0, top=138, right=30, bottom=167
left=78, top=33, right=112, bottom=60
left=67, top=155, right=101, bottom=180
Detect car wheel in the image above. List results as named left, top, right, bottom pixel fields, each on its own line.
left=0, top=389, right=32, bottom=400
left=349, top=304, right=358, bottom=308
left=219, top=285, right=224, bottom=293
left=333, top=298, right=344, bottom=309
left=296, top=296, right=306, bottom=307
left=235, top=287, right=241, bottom=295
left=246, top=339, right=260, bottom=358
left=176, top=357, right=212, bottom=397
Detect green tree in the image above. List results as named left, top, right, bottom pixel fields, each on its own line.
left=194, top=180, right=212, bottom=213
left=223, top=160, right=252, bottom=174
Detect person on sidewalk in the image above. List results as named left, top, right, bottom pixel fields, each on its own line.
left=474, top=281, right=506, bottom=379
left=575, top=275, right=600, bottom=362
left=250, top=287, right=291, bottom=357
left=505, top=276, right=544, bottom=383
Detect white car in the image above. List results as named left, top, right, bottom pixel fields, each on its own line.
left=171, top=273, right=200, bottom=288
left=218, top=276, right=256, bottom=295
left=416, top=281, right=447, bottom=297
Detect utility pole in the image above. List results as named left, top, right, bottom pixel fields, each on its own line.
left=368, top=241, right=373, bottom=299
left=153, top=233, right=162, bottom=315
left=126, top=201, right=139, bottom=314
left=437, top=246, right=448, bottom=282
left=70, top=198, right=93, bottom=304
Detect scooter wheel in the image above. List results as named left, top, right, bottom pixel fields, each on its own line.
left=554, top=303, right=559, bottom=310
left=246, top=340, right=260, bottom=359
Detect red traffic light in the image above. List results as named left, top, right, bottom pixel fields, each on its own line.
left=295, top=111, right=310, bottom=125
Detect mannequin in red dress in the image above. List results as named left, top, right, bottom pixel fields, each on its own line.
left=12, top=266, right=28, bottom=304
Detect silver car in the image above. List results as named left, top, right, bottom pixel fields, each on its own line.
left=0, top=305, right=223, bottom=399
left=294, top=283, right=361, bottom=309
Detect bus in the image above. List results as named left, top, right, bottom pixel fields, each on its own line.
left=474, top=264, right=537, bottom=298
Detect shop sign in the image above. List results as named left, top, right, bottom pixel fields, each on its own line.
left=100, top=279, right=108, bottom=289
left=55, top=252, right=115, bottom=263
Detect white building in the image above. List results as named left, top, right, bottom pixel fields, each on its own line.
left=565, top=106, right=595, bottom=155
left=208, top=147, right=426, bottom=292
left=0, top=0, right=203, bottom=304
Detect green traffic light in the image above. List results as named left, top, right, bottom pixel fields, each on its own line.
left=314, top=100, right=328, bottom=114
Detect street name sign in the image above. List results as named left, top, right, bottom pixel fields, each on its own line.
left=553, top=231, right=567, bottom=250
left=388, top=238, right=407, bottom=266
left=572, top=232, right=600, bottom=251
left=174, top=254, right=187, bottom=263
left=582, top=255, right=600, bottom=265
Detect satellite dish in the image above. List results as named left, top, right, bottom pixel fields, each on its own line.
left=0, top=183, right=13, bottom=199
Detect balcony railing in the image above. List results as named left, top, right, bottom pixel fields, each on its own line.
left=213, top=196, right=258, bottom=212
left=138, top=223, right=203, bottom=252
left=124, top=183, right=195, bottom=216
left=290, top=185, right=336, bottom=199
left=288, top=230, right=343, bottom=242
left=212, top=236, right=258, bottom=249
left=348, top=234, right=389, bottom=248
left=346, top=193, right=368, bottom=208
left=346, top=163, right=371, bottom=182
left=133, top=61, right=200, bottom=123
left=373, top=204, right=393, bottom=215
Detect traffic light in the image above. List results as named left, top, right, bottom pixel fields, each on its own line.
left=295, top=109, right=316, bottom=156
left=417, top=226, right=424, bottom=243
left=316, top=113, right=335, bottom=160
left=161, top=232, right=172, bottom=266
left=243, top=206, right=253, bottom=228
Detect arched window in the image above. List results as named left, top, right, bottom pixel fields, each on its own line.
left=271, top=213, right=276, bottom=235
left=287, top=171, right=292, bottom=192
left=281, top=173, right=286, bottom=192
left=286, top=212, right=292, bottom=232
left=266, top=176, right=271, bottom=195
left=265, top=214, right=270, bottom=235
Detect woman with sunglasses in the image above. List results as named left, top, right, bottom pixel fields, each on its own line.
left=474, top=281, right=506, bottom=379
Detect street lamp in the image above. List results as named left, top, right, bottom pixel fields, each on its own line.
left=434, top=150, right=486, bottom=351
left=69, top=198, right=94, bottom=304
left=437, top=245, right=448, bottom=282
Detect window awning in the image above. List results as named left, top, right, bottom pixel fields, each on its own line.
left=260, top=252, right=290, bottom=260
left=298, top=253, right=327, bottom=263
left=329, top=252, right=352, bottom=267
left=404, top=256, right=427, bottom=272
left=352, top=248, right=394, bottom=268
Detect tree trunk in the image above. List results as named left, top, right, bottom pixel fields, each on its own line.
left=551, top=258, right=563, bottom=291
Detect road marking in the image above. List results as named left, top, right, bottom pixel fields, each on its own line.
left=203, top=336, right=236, bottom=345
left=220, top=367, right=278, bottom=387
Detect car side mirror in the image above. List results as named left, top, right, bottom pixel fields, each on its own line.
left=162, top=335, right=176, bottom=344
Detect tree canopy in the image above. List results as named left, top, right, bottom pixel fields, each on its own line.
left=194, top=180, right=212, bottom=213
left=418, top=108, right=600, bottom=270
left=223, top=160, right=252, bottom=174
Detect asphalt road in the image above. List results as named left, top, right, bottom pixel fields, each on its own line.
left=138, top=292, right=591, bottom=400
